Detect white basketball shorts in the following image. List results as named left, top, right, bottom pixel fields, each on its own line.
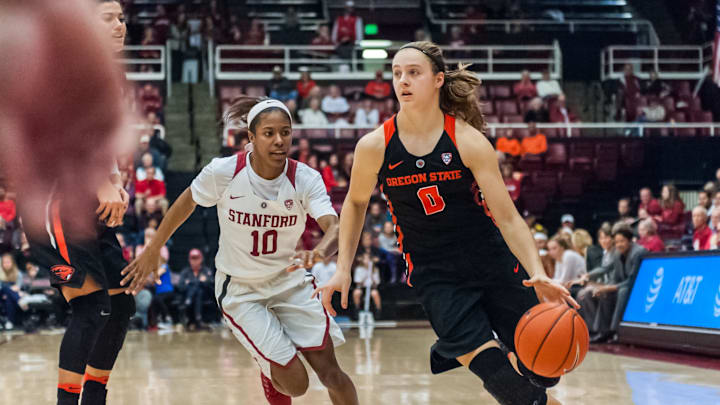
left=215, top=270, right=345, bottom=376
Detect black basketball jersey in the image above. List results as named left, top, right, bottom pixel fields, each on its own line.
left=378, top=114, right=512, bottom=285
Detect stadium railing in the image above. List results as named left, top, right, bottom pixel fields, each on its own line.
left=600, top=42, right=713, bottom=81
left=210, top=41, right=562, bottom=93
left=429, top=19, right=660, bottom=46
left=123, top=44, right=171, bottom=97
left=222, top=122, right=718, bottom=146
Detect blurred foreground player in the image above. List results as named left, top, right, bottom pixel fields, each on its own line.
left=318, top=41, right=578, bottom=405
left=1, top=1, right=136, bottom=404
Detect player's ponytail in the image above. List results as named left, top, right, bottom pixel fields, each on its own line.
left=223, top=96, right=264, bottom=133
left=442, top=64, right=485, bottom=133
left=399, top=41, right=486, bottom=134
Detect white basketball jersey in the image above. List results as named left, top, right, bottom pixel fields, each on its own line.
left=190, top=151, right=336, bottom=282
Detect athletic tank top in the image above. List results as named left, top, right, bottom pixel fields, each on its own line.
left=378, top=114, right=510, bottom=284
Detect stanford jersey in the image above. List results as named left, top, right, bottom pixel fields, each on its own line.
left=378, top=114, right=512, bottom=284
left=191, top=151, right=336, bottom=282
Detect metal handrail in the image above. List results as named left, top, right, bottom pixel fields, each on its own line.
left=223, top=122, right=717, bottom=146
left=427, top=18, right=660, bottom=46
left=213, top=42, right=562, bottom=81
left=600, top=44, right=711, bottom=81
left=123, top=45, right=165, bottom=82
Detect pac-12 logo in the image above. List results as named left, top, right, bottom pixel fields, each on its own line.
left=441, top=152, right=452, bottom=165
left=645, top=267, right=664, bottom=313
left=713, top=284, right=720, bottom=318
left=284, top=199, right=294, bottom=211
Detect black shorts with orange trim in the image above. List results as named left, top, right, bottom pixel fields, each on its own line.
left=29, top=225, right=126, bottom=290
left=408, top=251, right=539, bottom=370
left=26, top=197, right=127, bottom=290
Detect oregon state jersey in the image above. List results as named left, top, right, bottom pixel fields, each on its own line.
left=378, top=114, right=511, bottom=284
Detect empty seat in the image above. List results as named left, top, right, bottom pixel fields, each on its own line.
left=489, top=85, right=512, bottom=99
left=521, top=192, right=548, bottom=216
left=480, top=102, right=494, bottom=115
left=568, top=142, right=595, bottom=171
left=558, top=172, right=583, bottom=198
left=532, top=171, right=559, bottom=196
left=503, top=114, right=524, bottom=123
left=495, top=100, right=519, bottom=116
left=620, top=141, right=644, bottom=169
left=518, top=153, right=543, bottom=172
left=544, top=143, right=567, bottom=167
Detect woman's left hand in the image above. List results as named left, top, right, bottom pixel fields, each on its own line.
left=523, top=274, right=580, bottom=309
left=287, top=250, right=323, bottom=272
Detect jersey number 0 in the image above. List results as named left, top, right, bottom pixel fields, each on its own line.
left=250, top=230, right=278, bottom=256
left=417, top=185, right=446, bottom=215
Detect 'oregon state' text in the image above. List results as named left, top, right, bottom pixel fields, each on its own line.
left=384, top=170, right=462, bottom=187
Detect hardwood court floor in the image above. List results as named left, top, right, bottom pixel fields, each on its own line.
left=2, top=325, right=720, bottom=404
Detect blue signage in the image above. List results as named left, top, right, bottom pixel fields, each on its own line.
left=623, top=253, right=720, bottom=330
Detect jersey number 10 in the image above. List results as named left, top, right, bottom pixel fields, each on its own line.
left=417, top=185, right=446, bottom=215
left=250, top=230, right=278, bottom=256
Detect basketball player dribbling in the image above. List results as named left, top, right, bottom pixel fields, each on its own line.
left=15, top=1, right=136, bottom=404
left=122, top=97, right=359, bottom=405
left=315, top=41, right=579, bottom=405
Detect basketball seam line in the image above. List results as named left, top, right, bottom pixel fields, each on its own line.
left=531, top=306, right=571, bottom=371
left=516, top=304, right=561, bottom=350
left=550, top=312, right=576, bottom=376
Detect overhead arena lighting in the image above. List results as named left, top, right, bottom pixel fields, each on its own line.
left=362, top=49, right=388, bottom=59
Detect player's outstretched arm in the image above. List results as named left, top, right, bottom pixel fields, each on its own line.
left=455, top=121, right=579, bottom=308
left=313, top=129, right=384, bottom=316
left=121, top=187, right=197, bottom=294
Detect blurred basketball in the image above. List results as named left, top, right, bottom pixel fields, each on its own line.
left=514, top=302, right=589, bottom=378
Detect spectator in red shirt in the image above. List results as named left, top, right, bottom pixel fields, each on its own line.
left=501, top=163, right=521, bottom=203
left=692, top=206, right=712, bottom=250
left=637, top=218, right=665, bottom=252
left=514, top=70, right=537, bottom=102
left=296, top=69, right=316, bottom=101
left=291, top=138, right=312, bottom=164
left=549, top=94, right=578, bottom=124
left=134, top=167, right=168, bottom=219
left=638, top=187, right=662, bottom=219
left=365, top=70, right=392, bottom=100
left=245, top=19, right=265, bottom=45
left=311, top=25, right=333, bottom=47
left=0, top=186, right=16, bottom=226
left=654, top=184, right=685, bottom=229
left=620, top=64, right=642, bottom=121
left=331, top=1, right=363, bottom=45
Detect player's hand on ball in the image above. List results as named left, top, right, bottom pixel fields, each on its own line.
left=311, top=270, right=351, bottom=317
left=287, top=250, right=322, bottom=272
left=96, top=180, right=126, bottom=227
left=523, top=274, right=580, bottom=309
left=120, top=249, right=161, bottom=295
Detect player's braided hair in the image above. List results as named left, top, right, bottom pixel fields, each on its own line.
left=399, top=41, right=486, bottom=134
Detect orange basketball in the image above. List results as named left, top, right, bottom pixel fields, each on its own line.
left=514, top=302, right=589, bottom=378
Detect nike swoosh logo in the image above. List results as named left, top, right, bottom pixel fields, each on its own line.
left=100, top=311, right=111, bottom=316
left=229, top=195, right=245, bottom=199
left=388, top=161, right=404, bottom=170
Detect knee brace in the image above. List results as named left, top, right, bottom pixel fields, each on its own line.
left=59, top=291, right=111, bottom=374
left=469, top=348, right=547, bottom=405
left=517, top=358, right=561, bottom=388
left=86, top=293, right=134, bottom=371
